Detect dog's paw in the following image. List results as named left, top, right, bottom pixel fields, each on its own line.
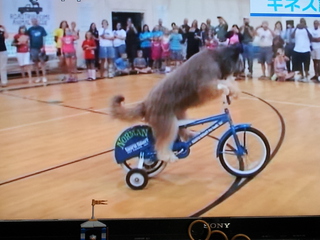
left=179, top=129, right=197, bottom=141
left=168, top=152, right=179, bottom=163
left=218, top=80, right=241, bottom=99
left=157, top=151, right=178, bottom=163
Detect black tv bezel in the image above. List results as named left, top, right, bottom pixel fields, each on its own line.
left=1, top=215, right=320, bottom=239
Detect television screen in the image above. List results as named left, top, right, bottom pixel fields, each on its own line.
left=0, top=0, right=320, bottom=225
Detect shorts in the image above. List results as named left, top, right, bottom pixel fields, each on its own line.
left=30, top=48, right=46, bottom=62
left=171, top=50, right=182, bottom=61
left=85, top=59, right=95, bottom=65
left=99, top=46, right=115, bottom=59
left=114, top=44, right=126, bottom=58
left=311, top=48, right=320, bottom=60
left=63, top=52, right=76, bottom=58
left=57, top=48, right=62, bottom=57
left=258, top=46, right=273, bottom=65
left=16, top=52, right=30, bottom=66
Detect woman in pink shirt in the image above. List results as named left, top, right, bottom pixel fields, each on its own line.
left=226, top=24, right=243, bottom=45
left=61, top=28, right=79, bottom=82
left=225, top=24, right=244, bottom=80
left=161, top=30, right=171, bottom=73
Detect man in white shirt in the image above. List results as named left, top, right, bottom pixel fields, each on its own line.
left=291, top=18, right=312, bottom=82
left=255, top=21, right=275, bottom=79
left=310, top=20, right=320, bottom=81
left=113, top=22, right=127, bottom=59
left=99, top=19, right=115, bottom=78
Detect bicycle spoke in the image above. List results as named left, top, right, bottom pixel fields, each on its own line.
left=221, top=149, right=237, bottom=155
left=243, top=131, right=247, bottom=150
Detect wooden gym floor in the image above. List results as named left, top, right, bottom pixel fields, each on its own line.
left=0, top=71, right=320, bottom=220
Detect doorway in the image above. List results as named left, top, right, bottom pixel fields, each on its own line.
left=111, top=12, right=144, bottom=32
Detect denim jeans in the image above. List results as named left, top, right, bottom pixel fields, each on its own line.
left=242, top=43, right=254, bottom=74
left=114, top=44, right=126, bottom=59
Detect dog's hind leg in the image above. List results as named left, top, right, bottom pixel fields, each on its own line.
left=176, top=110, right=197, bottom=141
left=151, top=114, right=179, bottom=163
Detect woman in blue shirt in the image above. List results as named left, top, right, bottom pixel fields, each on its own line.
left=169, top=26, right=183, bottom=67
left=139, top=24, right=153, bottom=67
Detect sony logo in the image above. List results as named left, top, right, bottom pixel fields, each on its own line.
left=208, top=223, right=231, bottom=229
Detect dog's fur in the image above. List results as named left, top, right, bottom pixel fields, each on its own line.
left=110, top=45, right=243, bottom=162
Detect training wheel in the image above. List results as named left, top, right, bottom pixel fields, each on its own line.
left=126, top=168, right=148, bottom=190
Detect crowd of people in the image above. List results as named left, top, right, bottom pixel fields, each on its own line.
left=0, top=15, right=320, bottom=87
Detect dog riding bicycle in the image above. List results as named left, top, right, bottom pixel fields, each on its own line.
left=110, top=44, right=244, bottom=163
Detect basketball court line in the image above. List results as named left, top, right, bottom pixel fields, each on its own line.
left=0, top=91, right=141, bottom=132
left=0, top=92, right=284, bottom=218
left=241, top=96, right=320, bottom=108
left=0, top=112, right=90, bottom=132
left=0, top=149, right=114, bottom=186
left=190, top=91, right=286, bottom=217
left=1, top=92, right=141, bottom=112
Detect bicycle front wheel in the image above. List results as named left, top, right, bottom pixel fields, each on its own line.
left=218, top=127, right=270, bottom=177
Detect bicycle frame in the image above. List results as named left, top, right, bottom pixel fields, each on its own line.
left=176, top=99, right=248, bottom=158
left=179, top=110, right=231, bottom=148
left=180, top=113, right=232, bottom=147
left=114, top=95, right=250, bottom=164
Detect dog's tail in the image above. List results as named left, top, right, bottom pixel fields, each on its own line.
left=109, top=95, right=145, bottom=122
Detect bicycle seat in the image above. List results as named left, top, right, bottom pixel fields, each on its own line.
left=178, top=119, right=195, bottom=127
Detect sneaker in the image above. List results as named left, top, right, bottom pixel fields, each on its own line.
left=318, top=76, right=320, bottom=82
left=42, top=77, right=47, bottom=83
left=258, top=75, right=266, bottom=80
left=35, top=78, right=41, bottom=83
left=271, top=74, right=277, bottom=81
left=71, top=76, right=78, bottom=83
left=59, top=75, right=66, bottom=81
left=310, top=75, right=318, bottom=80
left=246, top=73, right=253, bottom=79
left=294, top=74, right=303, bottom=81
left=65, top=77, right=74, bottom=83
left=299, top=77, right=309, bottom=83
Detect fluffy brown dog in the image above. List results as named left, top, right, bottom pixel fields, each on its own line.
left=110, top=45, right=243, bottom=162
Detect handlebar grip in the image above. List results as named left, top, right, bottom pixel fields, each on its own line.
left=226, top=95, right=231, bottom=105
left=218, top=84, right=231, bottom=105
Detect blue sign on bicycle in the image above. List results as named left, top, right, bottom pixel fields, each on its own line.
left=250, top=0, right=320, bottom=17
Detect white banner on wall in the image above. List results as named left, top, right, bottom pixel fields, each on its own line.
left=3, top=0, right=54, bottom=32
left=78, top=1, right=95, bottom=32
left=250, top=0, right=320, bottom=17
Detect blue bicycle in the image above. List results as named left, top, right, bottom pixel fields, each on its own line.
left=114, top=85, right=270, bottom=190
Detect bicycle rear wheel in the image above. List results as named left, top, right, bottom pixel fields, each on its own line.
left=218, top=127, right=270, bottom=177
